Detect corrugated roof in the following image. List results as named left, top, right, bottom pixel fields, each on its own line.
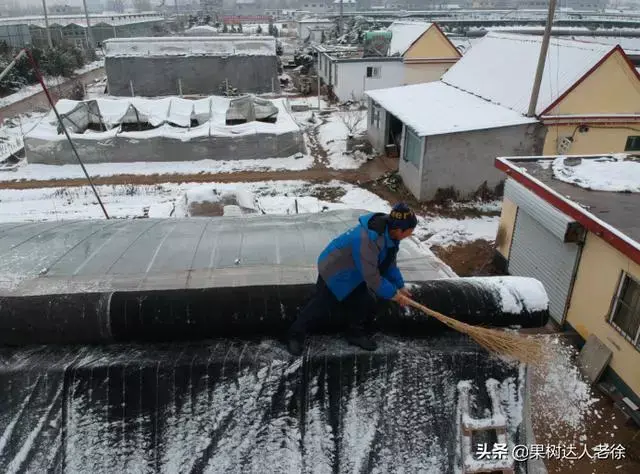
left=103, top=36, right=276, bottom=58
left=441, top=32, right=615, bottom=115
left=387, top=21, right=432, bottom=56
left=0, top=210, right=453, bottom=297
left=366, top=82, right=537, bottom=137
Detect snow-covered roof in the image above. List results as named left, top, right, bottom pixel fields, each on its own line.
left=0, top=13, right=163, bottom=28
left=441, top=32, right=616, bottom=116
left=29, top=96, right=299, bottom=140
left=387, top=21, right=432, bottom=56
left=103, top=36, right=277, bottom=58
left=366, top=82, right=538, bottom=137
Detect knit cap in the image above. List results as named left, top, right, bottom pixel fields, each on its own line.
left=388, top=203, right=417, bottom=230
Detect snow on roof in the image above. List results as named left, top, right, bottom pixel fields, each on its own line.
left=441, top=32, right=615, bottom=116
left=567, top=35, right=640, bottom=55
left=552, top=155, right=640, bottom=193
left=387, top=21, right=432, bottom=56
left=103, top=36, right=277, bottom=58
left=0, top=13, right=163, bottom=28
left=366, top=82, right=537, bottom=137
left=30, top=96, right=299, bottom=141
left=298, top=18, right=334, bottom=23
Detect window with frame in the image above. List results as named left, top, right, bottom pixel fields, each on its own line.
left=609, top=273, right=640, bottom=350
left=624, top=136, right=640, bottom=151
left=366, top=66, right=381, bottom=78
left=403, top=127, right=422, bottom=168
left=334, top=66, right=338, bottom=86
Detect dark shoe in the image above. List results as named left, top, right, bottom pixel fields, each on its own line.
left=287, top=336, right=304, bottom=356
left=346, top=334, right=377, bottom=351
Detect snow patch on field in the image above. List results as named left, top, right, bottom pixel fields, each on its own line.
left=414, top=216, right=499, bottom=247
left=552, top=155, right=640, bottom=192
left=317, top=111, right=370, bottom=170
left=0, top=155, right=313, bottom=182
left=0, top=60, right=103, bottom=109
left=0, top=77, right=65, bottom=109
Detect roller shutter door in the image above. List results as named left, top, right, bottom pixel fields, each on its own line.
left=508, top=210, right=580, bottom=325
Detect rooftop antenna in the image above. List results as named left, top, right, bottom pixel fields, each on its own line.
left=527, top=0, right=557, bottom=117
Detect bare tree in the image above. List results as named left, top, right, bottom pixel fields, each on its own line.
left=337, top=105, right=365, bottom=138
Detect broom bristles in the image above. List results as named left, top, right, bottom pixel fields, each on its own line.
left=404, top=297, right=548, bottom=366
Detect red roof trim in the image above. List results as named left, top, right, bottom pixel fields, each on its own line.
left=495, top=157, right=640, bottom=266
left=541, top=118, right=640, bottom=126
left=539, top=46, right=619, bottom=116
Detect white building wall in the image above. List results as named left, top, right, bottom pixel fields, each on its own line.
left=333, top=60, right=404, bottom=102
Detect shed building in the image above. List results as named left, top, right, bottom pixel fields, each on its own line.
left=366, top=82, right=544, bottom=201
left=495, top=154, right=640, bottom=412
left=104, top=36, right=281, bottom=97
left=317, top=21, right=461, bottom=102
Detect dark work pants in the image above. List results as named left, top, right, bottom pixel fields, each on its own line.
left=288, top=276, right=379, bottom=340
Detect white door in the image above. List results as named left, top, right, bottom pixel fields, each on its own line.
left=508, top=210, right=581, bottom=325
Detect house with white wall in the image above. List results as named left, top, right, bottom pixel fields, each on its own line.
left=316, top=21, right=461, bottom=102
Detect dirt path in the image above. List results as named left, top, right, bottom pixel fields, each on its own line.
left=0, top=68, right=105, bottom=121
left=0, top=157, right=397, bottom=190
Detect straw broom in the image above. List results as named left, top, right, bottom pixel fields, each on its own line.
left=400, top=295, right=547, bottom=366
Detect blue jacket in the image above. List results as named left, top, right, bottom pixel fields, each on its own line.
left=317, top=212, right=405, bottom=301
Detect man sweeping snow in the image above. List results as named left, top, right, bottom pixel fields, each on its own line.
left=287, top=203, right=418, bottom=356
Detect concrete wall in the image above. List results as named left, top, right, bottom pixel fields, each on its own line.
left=105, top=56, right=280, bottom=97
left=542, top=123, right=640, bottom=155
left=546, top=50, right=640, bottom=116
left=25, top=130, right=304, bottom=165
left=564, top=232, right=640, bottom=402
left=407, top=123, right=545, bottom=201
left=541, top=49, right=640, bottom=155
left=332, top=60, right=404, bottom=102
left=404, top=24, right=461, bottom=60
left=404, top=62, right=454, bottom=85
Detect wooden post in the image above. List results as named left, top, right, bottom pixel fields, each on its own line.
left=527, top=0, right=557, bottom=117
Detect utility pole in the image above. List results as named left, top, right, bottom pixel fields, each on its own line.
left=41, top=0, right=53, bottom=48
left=339, top=0, right=343, bottom=36
left=82, top=0, right=95, bottom=51
left=527, top=0, right=557, bottom=117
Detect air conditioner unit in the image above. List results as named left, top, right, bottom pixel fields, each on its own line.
left=557, top=136, right=574, bottom=155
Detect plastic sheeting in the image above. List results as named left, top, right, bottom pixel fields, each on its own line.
left=0, top=278, right=549, bottom=346
left=0, top=335, right=529, bottom=473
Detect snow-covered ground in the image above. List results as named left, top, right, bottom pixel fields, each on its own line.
left=414, top=215, right=500, bottom=246
left=0, top=59, right=104, bottom=109
left=0, top=179, right=499, bottom=248
left=317, top=110, right=370, bottom=169
left=551, top=155, right=640, bottom=192
left=0, top=77, right=65, bottom=109
left=0, top=155, right=313, bottom=182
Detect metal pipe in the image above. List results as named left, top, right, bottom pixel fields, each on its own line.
left=527, top=0, right=558, bottom=117
left=0, top=49, right=27, bottom=83
left=26, top=50, right=109, bottom=220
left=41, top=0, right=53, bottom=48
left=82, top=0, right=95, bottom=50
